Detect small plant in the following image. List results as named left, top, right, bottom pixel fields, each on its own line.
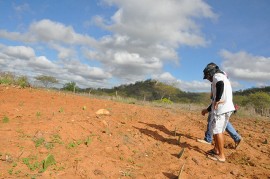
left=84, top=136, right=92, bottom=146
left=33, top=137, right=45, bottom=147
left=44, top=142, right=54, bottom=149
left=42, top=154, right=56, bottom=171
left=8, top=168, right=13, bottom=175
left=14, top=170, right=21, bottom=175
left=120, top=170, right=132, bottom=177
left=2, top=116, right=9, bottom=123
left=59, top=107, right=64, bottom=113
left=119, top=156, right=124, bottom=161
left=22, top=157, right=41, bottom=171
left=82, top=106, right=87, bottom=110
left=12, top=162, right=17, bottom=167
left=67, top=141, right=77, bottom=149
left=50, top=134, right=63, bottom=144
left=36, top=112, right=41, bottom=118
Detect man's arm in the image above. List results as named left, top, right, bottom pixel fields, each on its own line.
left=214, top=81, right=224, bottom=109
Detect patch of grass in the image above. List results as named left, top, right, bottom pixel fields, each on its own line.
left=120, top=169, right=132, bottom=177
left=33, top=137, right=45, bottom=147
left=2, top=116, right=9, bottom=123
left=127, top=158, right=135, bottom=164
left=12, top=162, right=17, bottom=167
left=16, top=130, right=31, bottom=139
left=42, top=154, right=56, bottom=171
left=44, top=142, right=54, bottom=149
left=14, top=170, right=21, bottom=175
left=58, top=107, right=64, bottom=113
left=50, top=134, right=63, bottom=144
left=22, top=157, right=41, bottom=171
left=8, top=168, right=13, bottom=175
left=67, top=141, right=78, bottom=149
left=84, top=136, right=92, bottom=146
left=36, top=111, right=41, bottom=118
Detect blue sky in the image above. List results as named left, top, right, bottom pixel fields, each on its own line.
left=0, top=0, right=269, bottom=92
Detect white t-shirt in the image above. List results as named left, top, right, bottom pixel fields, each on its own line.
left=211, top=73, right=235, bottom=115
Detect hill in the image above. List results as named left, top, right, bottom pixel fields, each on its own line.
left=81, top=79, right=209, bottom=104
left=0, top=85, right=269, bottom=178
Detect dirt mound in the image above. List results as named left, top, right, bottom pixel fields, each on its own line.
left=0, top=86, right=269, bottom=178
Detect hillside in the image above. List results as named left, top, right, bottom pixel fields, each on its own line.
left=0, top=85, right=269, bottom=178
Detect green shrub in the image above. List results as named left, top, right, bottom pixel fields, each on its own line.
left=16, top=76, right=30, bottom=88
left=2, top=116, right=9, bottom=123
left=154, top=98, right=173, bottom=104
left=0, top=72, right=15, bottom=85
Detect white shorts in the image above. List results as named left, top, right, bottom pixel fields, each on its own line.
left=210, top=111, right=233, bottom=134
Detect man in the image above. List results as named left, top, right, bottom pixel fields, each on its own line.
left=197, top=64, right=242, bottom=149
left=202, top=62, right=235, bottom=162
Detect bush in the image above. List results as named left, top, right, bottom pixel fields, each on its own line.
left=0, top=72, right=16, bottom=85
left=154, top=98, right=173, bottom=104
left=16, top=76, right=30, bottom=88
left=242, top=92, right=270, bottom=109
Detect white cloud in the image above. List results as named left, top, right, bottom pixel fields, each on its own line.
left=0, top=1, right=217, bottom=90
left=152, top=72, right=211, bottom=92
left=29, top=56, right=57, bottom=69
left=177, top=80, right=210, bottom=92
left=1, top=45, right=35, bottom=60
left=220, top=50, right=270, bottom=86
left=99, top=0, right=216, bottom=47
left=152, top=72, right=176, bottom=82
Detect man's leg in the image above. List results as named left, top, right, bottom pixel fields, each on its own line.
left=197, top=113, right=212, bottom=145
left=215, top=133, right=225, bottom=160
left=204, top=113, right=213, bottom=143
left=213, top=134, right=219, bottom=154
left=207, top=113, right=229, bottom=162
left=225, top=121, right=241, bottom=142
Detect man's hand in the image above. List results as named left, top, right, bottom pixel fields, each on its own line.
left=214, top=100, right=224, bottom=110
left=201, top=109, right=208, bottom=116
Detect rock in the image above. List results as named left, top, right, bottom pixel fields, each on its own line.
left=96, top=109, right=110, bottom=115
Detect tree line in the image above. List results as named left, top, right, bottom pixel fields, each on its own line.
left=1, top=72, right=269, bottom=116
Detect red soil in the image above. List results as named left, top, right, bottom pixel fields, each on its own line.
left=0, top=85, right=269, bottom=178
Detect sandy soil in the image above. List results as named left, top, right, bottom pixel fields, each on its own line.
left=0, top=85, right=269, bottom=179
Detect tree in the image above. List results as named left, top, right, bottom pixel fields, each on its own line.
left=248, top=92, right=270, bottom=109
left=243, top=92, right=270, bottom=116
left=35, top=75, right=58, bottom=88
left=154, top=82, right=180, bottom=100
left=62, top=81, right=78, bottom=92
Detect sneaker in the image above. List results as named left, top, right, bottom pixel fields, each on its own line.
left=197, top=139, right=211, bottom=145
left=235, top=138, right=243, bottom=149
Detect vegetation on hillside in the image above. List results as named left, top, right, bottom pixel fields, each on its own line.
left=1, top=72, right=269, bottom=116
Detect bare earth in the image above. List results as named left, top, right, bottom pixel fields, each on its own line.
left=0, top=86, right=269, bottom=179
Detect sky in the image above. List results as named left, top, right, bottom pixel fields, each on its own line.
left=0, top=0, right=269, bottom=92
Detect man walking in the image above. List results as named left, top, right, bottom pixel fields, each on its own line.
left=202, top=62, right=236, bottom=162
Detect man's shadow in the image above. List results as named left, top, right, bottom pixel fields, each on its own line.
left=135, top=121, right=206, bottom=155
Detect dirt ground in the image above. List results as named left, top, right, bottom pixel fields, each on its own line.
left=0, top=85, right=269, bottom=179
